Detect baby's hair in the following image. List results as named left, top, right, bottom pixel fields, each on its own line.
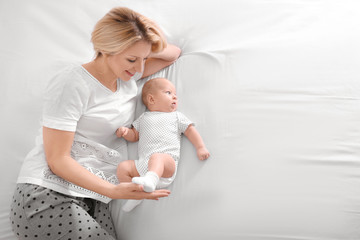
left=142, top=78, right=169, bottom=107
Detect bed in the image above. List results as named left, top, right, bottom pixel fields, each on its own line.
left=1, top=0, right=360, bottom=239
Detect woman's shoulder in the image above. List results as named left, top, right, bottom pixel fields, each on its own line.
left=45, top=64, right=90, bottom=96
left=52, top=64, right=85, bottom=82
left=49, top=64, right=91, bottom=87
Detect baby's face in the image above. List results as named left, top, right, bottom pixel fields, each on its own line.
left=150, top=79, right=178, bottom=112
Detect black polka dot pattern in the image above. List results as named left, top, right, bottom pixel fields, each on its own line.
left=133, top=111, right=193, bottom=176
left=10, top=183, right=116, bottom=239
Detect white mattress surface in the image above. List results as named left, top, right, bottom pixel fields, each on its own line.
left=1, top=0, right=360, bottom=239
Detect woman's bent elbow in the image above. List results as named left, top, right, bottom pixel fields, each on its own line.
left=46, top=157, right=60, bottom=174
left=45, top=156, right=68, bottom=176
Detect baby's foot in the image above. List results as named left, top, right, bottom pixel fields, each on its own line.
left=132, top=171, right=159, bottom=192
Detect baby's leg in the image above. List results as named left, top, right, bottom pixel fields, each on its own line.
left=148, top=153, right=176, bottom=178
left=117, top=160, right=140, bottom=183
left=132, top=153, right=176, bottom=192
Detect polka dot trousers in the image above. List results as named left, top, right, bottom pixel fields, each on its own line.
left=10, top=183, right=116, bottom=240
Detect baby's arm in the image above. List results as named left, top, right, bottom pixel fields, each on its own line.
left=116, top=127, right=139, bottom=142
left=184, top=125, right=210, bottom=160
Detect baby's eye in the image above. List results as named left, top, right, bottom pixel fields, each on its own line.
left=165, top=91, right=171, bottom=95
left=127, top=59, right=136, bottom=63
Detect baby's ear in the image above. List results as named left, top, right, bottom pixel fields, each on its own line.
left=147, top=94, right=155, bottom=105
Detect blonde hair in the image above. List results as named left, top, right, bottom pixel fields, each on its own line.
left=91, top=7, right=167, bottom=58
left=142, top=78, right=168, bottom=107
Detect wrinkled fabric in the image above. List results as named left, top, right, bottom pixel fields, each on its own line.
left=2, top=0, right=360, bottom=240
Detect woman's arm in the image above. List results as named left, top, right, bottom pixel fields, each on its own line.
left=43, top=127, right=170, bottom=199
left=142, top=44, right=181, bottom=78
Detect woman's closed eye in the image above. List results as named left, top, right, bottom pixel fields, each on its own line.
left=128, top=58, right=147, bottom=63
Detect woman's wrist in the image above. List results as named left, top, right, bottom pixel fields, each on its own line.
left=149, top=44, right=181, bottom=62
left=102, top=183, right=118, bottom=199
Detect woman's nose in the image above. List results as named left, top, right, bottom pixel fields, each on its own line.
left=134, top=60, right=144, bottom=73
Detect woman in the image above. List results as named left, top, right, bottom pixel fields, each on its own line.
left=10, top=7, right=181, bottom=239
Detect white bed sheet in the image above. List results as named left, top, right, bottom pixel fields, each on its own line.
left=1, top=0, right=360, bottom=239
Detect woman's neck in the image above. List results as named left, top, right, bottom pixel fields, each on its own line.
left=82, top=56, right=118, bottom=92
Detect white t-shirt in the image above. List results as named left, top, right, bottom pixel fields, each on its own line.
left=17, top=65, right=142, bottom=203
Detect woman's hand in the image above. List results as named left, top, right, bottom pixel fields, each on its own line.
left=142, top=44, right=181, bottom=78
left=108, top=182, right=171, bottom=200
left=147, top=44, right=181, bottom=62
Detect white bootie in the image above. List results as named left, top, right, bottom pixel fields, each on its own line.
left=132, top=171, right=159, bottom=192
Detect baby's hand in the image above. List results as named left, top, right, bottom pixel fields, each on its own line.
left=197, top=147, right=210, bottom=160
left=116, top=127, right=129, bottom=138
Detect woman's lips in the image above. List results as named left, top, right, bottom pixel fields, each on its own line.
left=126, top=70, right=135, bottom=77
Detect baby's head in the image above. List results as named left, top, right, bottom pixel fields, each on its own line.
left=142, top=78, right=178, bottom=112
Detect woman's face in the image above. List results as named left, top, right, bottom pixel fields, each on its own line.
left=106, top=40, right=152, bottom=81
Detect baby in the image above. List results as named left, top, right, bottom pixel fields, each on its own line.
left=116, top=77, right=210, bottom=211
